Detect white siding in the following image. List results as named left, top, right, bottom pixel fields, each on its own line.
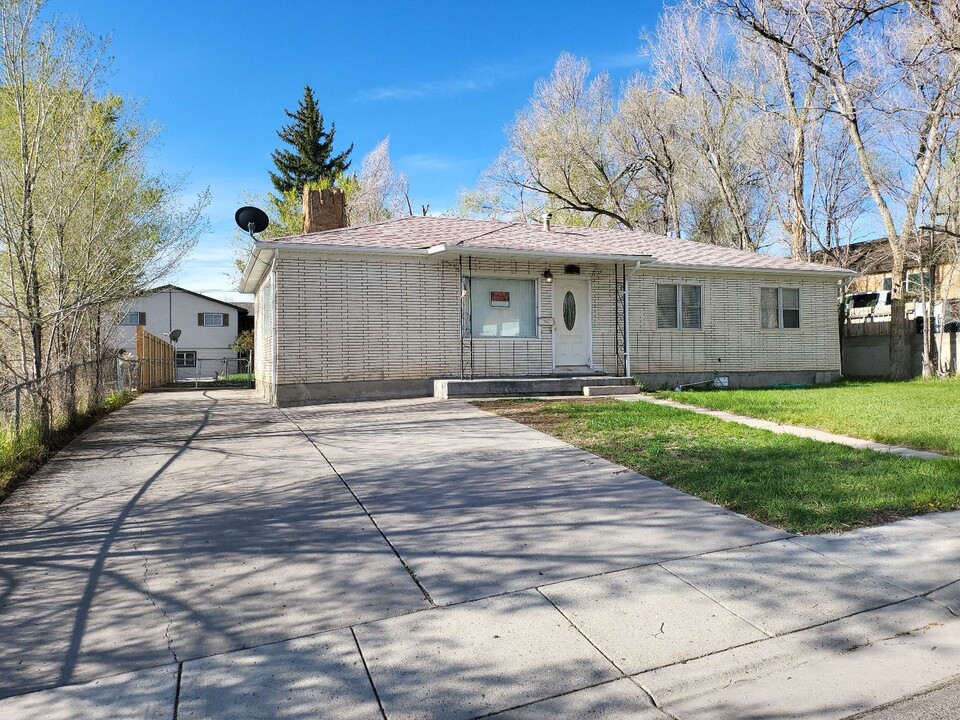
left=108, top=288, right=240, bottom=364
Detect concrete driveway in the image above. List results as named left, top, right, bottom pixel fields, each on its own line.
left=1, top=391, right=959, bottom=719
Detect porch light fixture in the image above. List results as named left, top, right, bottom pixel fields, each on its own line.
left=543, top=269, right=554, bottom=283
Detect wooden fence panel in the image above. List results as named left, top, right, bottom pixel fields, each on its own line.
left=135, top=326, right=175, bottom=390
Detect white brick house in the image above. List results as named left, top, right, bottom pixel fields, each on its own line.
left=240, top=209, right=853, bottom=406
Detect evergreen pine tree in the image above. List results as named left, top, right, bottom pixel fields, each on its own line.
left=269, top=85, right=353, bottom=193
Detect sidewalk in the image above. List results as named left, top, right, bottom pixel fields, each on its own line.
left=618, top=393, right=951, bottom=460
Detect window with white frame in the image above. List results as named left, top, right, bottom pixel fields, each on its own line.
left=469, top=277, right=537, bottom=338
left=176, top=351, right=197, bottom=368
left=120, top=311, right=144, bottom=326
left=761, top=287, right=801, bottom=329
left=656, top=284, right=702, bottom=330
left=200, top=312, right=225, bottom=327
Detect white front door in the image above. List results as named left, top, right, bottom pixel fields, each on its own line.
left=554, top=279, right=591, bottom=367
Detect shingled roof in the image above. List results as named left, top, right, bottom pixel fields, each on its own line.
left=252, top=216, right=852, bottom=278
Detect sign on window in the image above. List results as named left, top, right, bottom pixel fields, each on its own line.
left=490, top=291, right=510, bottom=307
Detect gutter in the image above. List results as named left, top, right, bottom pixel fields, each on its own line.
left=239, top=246, right=275, bottom=294
left=641, top=261, right=855, bottom=279
left=254, top=240, right=853, bottom=278
left=255, top=240, right=654, bottom=265
left=624, top=259, right=646, bottom=378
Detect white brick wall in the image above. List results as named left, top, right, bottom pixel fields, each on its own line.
left=254, top=274, right=274, bottom=399
left=259, top=251, right=842, bottom=387
left=628, top=271, right=841, bottom=374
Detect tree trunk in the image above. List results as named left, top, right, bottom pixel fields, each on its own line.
left=888, top=250, right=912, bottom=380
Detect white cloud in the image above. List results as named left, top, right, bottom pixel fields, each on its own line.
left=354, top=64, right=519, bottom=102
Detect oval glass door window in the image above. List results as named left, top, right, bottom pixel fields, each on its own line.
left=562, top=291, right=576, bottom=330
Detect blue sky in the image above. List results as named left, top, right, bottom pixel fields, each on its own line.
left=50, top=1, right=664, bottom=300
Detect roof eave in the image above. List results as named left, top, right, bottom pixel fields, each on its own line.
left=258, top=240, right=653, bottom=264
left=643, top=261, right=856, bottom=279
left=239, top=246, right=273, bottom=294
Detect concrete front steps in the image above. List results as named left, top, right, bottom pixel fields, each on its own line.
left=434, top=376, right=637, bottom=399
left=583, top=384, right=640, bottom=397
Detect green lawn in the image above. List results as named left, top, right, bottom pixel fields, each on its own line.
left=661, top=378, right=960, bottom=456
left=481, top=399, right=960, bottom=534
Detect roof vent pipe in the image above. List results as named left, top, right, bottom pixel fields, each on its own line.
left=541, top=212, right=552, bottom=231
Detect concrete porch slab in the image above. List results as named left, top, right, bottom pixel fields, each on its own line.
left=434, top=376, right=633, bottom=399
left=662, top=539, right=914, bottom=636
left=354, top=590, right=618, bottom=720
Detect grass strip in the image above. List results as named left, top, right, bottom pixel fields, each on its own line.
left=660, top=378, right=960, bottom=456
left=481, top=398, right=960, bottom=534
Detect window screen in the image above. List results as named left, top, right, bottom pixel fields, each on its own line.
left=681, top=285, right=702, bottom=329
left=470, top=278, right=537, bottom=338
left=657, top=283, right=702, bottom=330
left=761, top=288, right=780, bottom=329
left=656, top=284, right=679, bottom=329
left=762, top=287, right=800, bottom=329
left=782, top=288, right=800, bottom=329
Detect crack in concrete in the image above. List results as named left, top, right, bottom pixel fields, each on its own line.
left=132, top=528, right=179, bottom=665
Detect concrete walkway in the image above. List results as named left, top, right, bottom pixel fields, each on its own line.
left=618, top=393, right=952, bottom=460
left=1, top=391, right=959, bottom=719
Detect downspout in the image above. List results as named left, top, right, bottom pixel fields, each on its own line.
left=624, top=260, right=645, bottom=380
left=459, top=255, right=464, bottom=380
left=623, top=264, right=630, bottom=378
left=270, top=248, right=280, bottom=405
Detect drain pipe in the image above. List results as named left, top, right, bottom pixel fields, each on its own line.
left=623, top=260, right=645, bottom=379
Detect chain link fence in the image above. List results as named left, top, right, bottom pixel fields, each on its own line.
left=135, top=354, right=253, bottom=389
left=0, top=356, right=124, bottom=441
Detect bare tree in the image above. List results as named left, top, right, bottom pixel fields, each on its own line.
left=0, top=0, right=207, bottom=434
left=498, top=53, right=648, bottom=229
left=347, top=137, right=412, bottom=226
left=652, top=3, right=775, bottom=251
left=716, top=0, right=960, bottom=378
left=615, top=77, right=686, bottom=236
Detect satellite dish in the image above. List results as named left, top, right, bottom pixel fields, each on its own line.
left=235, top=206, right=269, bottom=235
left=169, top=329, right=182, bottom=343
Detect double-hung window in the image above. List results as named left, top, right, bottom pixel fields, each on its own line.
left=761, top=287, right=800, bottom=329
left=469, top=278, right=537, bottom=338
left=199, top=312, right=227, bottom=327
left=656, top=284, right=702, bottom=330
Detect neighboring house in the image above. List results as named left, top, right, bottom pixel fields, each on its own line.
left=815, top=237, right=960, bottom=308
left=812, top=239, right=959, bottom=376
left=239, top=190, right=853, bottom=406
left=112, top=285, right=250, bottom=379
left=233, top=302, right=256, bottom=333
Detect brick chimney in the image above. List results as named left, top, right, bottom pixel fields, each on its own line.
left=302, top=187, right=348, bottom=233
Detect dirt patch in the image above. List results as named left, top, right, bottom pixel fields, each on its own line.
left=473, top=398, right=609, bottom=434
